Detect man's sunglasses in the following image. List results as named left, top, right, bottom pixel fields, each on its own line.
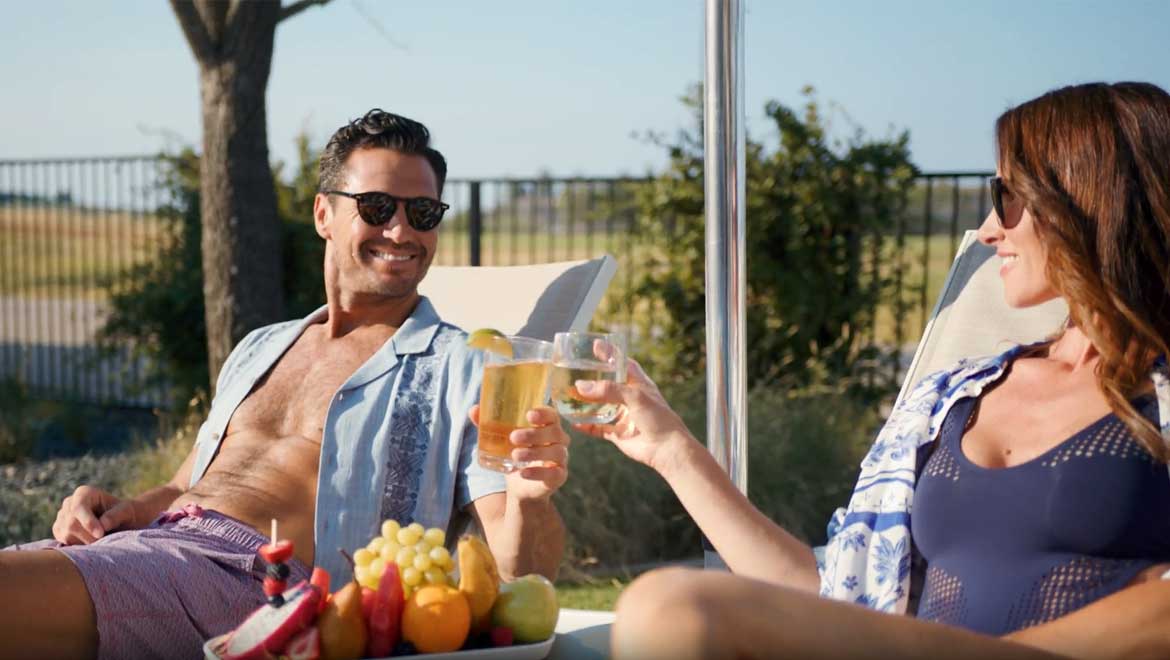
left=987, top=176, right=1020, bottom=229
left=325, top=190, right=449, bottom=232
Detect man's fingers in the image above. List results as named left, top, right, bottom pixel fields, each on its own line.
left=512, top=444, right=569, bottom=467
left=73, top=506, right=105, bottom=540
left=524, top=406, right=559, bottom=427
left=468, top=404, right=480, bottom=427
left=516, top=465, right=566, bottom=482
left=98, top=501, right=135, bottom=533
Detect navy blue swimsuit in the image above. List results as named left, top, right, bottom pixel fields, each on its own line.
left=912, top=394, right=1170, bottom=635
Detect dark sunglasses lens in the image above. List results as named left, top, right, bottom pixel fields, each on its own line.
left=354, top=193, right=396, bottom=226
left=406, top=199, right=445, bottom=231
left=989, top=178, right=1006, bottom=227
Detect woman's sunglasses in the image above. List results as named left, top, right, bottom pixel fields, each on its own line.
left=987, top=176, right=1020, bottom=229
left=325, top=190, right=449, bottom=232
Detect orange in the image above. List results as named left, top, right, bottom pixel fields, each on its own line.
left=401, top=585, right=471, bottom=653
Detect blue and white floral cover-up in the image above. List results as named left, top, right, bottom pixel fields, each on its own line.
left=817, top=345, right=1170, bottom=614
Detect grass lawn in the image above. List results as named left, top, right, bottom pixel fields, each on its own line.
left=2, top=203, right=973, bottom=354
left=555, top=579, right=627, bottom=612
left=0, top=207, right=164, bottom=299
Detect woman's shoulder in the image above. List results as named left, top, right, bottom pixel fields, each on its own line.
left=898, top=345, right=1031, bottom=413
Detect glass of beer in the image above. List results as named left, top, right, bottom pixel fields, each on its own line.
left=477, top=336, right=554, bottom=473
left=550, top=331, right=627, bottom=424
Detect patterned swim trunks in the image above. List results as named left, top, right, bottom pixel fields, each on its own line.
left=3, top=504, right=310, bottom=660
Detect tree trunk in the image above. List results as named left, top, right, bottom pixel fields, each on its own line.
left=173, top=0, right=286, bottom=386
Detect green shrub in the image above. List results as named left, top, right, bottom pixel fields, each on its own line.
left=556, top=379, right=876, bottom=573
left=0, top=377, right=35, bottom=463
left=99, top=141, right=325, bottom=407
left=622, top=87, right=917, bottom=402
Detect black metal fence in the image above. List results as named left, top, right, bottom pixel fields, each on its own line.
left=0, top=156, right=993, bottom=408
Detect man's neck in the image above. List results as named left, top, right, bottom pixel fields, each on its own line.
left=322, top=290, right=421, bottom=339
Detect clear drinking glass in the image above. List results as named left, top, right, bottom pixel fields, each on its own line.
left=550, top=331, right=627, bottom=424
left=477, top=336, right=554, bottom=473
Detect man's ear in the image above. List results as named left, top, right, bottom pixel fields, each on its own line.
left=313, top=193, right=332, bottom=239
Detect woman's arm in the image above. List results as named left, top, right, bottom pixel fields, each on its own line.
left=1005, top=576, right=1170, bottom=659
left=573, top=360, right=821, bottom=593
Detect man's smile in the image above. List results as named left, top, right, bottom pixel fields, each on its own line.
left=367, top=247, right=419, bottom=263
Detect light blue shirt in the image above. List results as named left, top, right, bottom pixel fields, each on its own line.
left=188, top=297, right=506, bottom=583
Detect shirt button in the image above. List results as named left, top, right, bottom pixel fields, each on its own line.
left=337, top=393, right=344, bottom=401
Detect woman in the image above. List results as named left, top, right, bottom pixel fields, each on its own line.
left=573, top=82, right=1170, bottom=660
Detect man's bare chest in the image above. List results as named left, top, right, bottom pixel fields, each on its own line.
left=228, top=331, right=385, bottom=440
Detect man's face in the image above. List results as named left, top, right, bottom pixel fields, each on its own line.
left=314, top=147, right=441, bottom=300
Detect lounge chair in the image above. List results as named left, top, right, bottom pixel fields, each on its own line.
left=419, top=256, right=618, bottom=340
left=897, top=230, right=1067, bottom=405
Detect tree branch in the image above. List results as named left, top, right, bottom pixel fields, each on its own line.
left=170, top=0, right=216, bottom=62
left=279, top=0, right=333, bottom=23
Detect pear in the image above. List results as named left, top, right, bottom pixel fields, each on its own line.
left=457, top=534, right=501, bottom=634
left=317, top=581, right=367, bottom=660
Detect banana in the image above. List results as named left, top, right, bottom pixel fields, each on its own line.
left=457, top=534, right=500, bottom=634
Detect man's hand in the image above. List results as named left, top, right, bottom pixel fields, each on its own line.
left=52, top=485, right=138, bottom=545
left=468, top=405, right=570, bottom=501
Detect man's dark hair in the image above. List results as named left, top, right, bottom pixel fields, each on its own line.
left=318, top=109, right=448, bottom=195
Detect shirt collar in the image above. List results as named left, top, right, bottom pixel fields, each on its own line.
left=340, top=295, right=442, bottom=391
left=392, top=296, right=442, bottom=356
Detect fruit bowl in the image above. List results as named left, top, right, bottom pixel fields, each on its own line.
left=203, top=632, right=557, bottom=660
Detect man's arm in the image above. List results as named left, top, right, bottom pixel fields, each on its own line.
left=466, top=405, right=569, bottom=581
left=470, top=490, right=565, bottom=581
left=52, top=438, right=198, bottom=543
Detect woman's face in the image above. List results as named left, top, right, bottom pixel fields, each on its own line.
left=976, top=176, right=1060, bottom=308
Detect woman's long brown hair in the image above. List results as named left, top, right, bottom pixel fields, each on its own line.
left=996, top=82, right=1170, bottom=459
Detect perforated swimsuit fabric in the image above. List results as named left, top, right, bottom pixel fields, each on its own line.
left=817, top=344, right=1170, bottom=616
left=913, top=395, right=1170, bottom=634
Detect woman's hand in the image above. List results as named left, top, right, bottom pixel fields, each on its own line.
left=571, top=358, right=698, bottom=473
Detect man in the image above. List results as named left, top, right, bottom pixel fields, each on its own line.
left=0, top=110, right=570, bottom=660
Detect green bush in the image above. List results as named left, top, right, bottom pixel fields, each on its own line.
left=99, top=140, right=324, bottom=407
left=624, top=87, right=917, bottom=401
left=555, top=379, right=876, bottom=573
left=0, top=377, right=36, bottom=463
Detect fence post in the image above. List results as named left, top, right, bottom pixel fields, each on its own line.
left=469, top=181, right=482, bottom=267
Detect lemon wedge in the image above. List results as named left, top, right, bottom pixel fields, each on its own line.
left=466, top=328, right=513, bottom=358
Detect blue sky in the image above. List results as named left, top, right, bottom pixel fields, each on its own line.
left=2, top=1, right=1168, bottom=178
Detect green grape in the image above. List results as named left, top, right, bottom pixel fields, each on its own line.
left=424, top=566, right=447, bottom=585
left=428, top=546, right=450, bottom=567
left=353, top=548, right=375, bottom=567
left=402, top=566, right=423, bottom=587
left=395, top=547, right=417, bottom=567
left=413, top=553, right=432, bottom=572
left=354, top=564, right=371, bottom=584
left=413, top=541, right=432, bottom=557
left=369, top=557, right=386, bottom=578
left=381, top=519, right=401, bottom=540
left=366, top=536, right=386, bottom=554
left=379, top=541, right=401, bottom=563
left=396, top=527, right=422, bottom=547
left=423, top=528, right=446, bottom=547
left=406, top=522, right=425, bottom=537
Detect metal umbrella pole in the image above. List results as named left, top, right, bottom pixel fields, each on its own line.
left=702, top=0, right=747, bottom=570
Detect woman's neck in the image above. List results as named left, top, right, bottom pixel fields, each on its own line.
left=1046, top=324, right=1099, bottom=371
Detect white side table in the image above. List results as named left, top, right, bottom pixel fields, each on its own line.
left=549, top=609, right=615, bottom=659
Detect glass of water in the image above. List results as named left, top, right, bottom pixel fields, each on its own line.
left=549, top=331, right=627, bottom=424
